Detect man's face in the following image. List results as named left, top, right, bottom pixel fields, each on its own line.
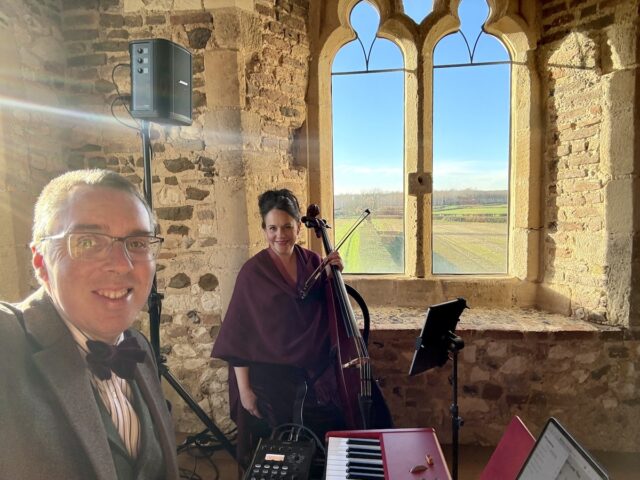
left=32, top=186, right=155, bottom=343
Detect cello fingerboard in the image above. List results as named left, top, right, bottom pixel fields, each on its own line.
left=324, top=428, right=451, bottom=480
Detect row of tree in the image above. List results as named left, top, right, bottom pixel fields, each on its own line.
left=335, top=189, right=508, bottom=216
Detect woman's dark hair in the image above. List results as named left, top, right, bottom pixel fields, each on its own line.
left=258, top=189, right=301, bottom=228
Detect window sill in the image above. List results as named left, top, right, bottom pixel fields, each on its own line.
left=344, top=275, right=538, bottom=310
left=364, top=305, right=627, bottom=339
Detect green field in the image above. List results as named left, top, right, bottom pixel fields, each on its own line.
left=335, top=217, right=402, bottom=273
left=433, top=220, right=507, bottom=273
left=335, top=204, right=508, bottom=274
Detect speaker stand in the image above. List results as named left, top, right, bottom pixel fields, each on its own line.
left=140, top=120, right=236, bottom=459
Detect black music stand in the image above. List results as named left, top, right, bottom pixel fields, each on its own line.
left=409, top=298, right=467, bottom=480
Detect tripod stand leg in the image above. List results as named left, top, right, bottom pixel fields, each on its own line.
left=139, top=120, right=235, bottom=461
left=160, top=364, right=236, bottom=458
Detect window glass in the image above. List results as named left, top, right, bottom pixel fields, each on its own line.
left=432, top=0, right=510, bottom=274
left=332, top=1, right=405, bottom=274
left=402, top=0, right=434, bottom=24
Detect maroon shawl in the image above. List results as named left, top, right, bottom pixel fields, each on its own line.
left=211, top=245, right=337, bottom=421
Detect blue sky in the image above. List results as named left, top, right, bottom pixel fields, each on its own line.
left=331, top=0, right=511, bottom=194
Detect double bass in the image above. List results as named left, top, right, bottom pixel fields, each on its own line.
left=301, top=204, right=393, bottom=430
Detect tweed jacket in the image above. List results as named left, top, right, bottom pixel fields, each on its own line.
left=0, top=288, right=179, bottom=480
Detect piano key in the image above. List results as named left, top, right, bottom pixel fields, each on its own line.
left=345, top=438, right=380, bottom=445
left=327, top=458, right=384, bottom=468
left=326, top=457, right=384, bottom=466
left=346, top=473, right=385, bottom=479
left=326, top=436, right=386, bottom=480
left=327, top=460, right=384, bottom=470
left=346, top=454, right=382, bottom=462
left=325, top=474, right=385, bottom=480
left=330, top=444, right=382, bottom=452
left=324, top=429, right=452, bottom=480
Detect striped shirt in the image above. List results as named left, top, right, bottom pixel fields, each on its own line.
left=61, top=318, right=141, bottom=459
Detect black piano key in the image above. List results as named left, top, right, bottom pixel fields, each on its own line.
left=341, top=444, right=382, bottom=452
left=346, top=473, right=385, bottom=479
left=347, top=466, right=384, bottom=474
left=346, top=438, right=380, bottom=446
left=346, top=451, right=382, bottom=460
left=346, top=460, right=384, bottom=468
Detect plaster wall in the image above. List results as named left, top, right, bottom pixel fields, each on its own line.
left=0, top=0, right=66, bottom=302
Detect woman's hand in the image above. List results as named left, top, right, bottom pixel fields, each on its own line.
left=234, top=366, right=262, bottom=418
left=239, top=387, right=262, bottom=418
left=324, top=251, right=344, bottom=274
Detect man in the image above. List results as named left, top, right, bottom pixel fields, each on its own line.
left=0, top=169, right=179, bottom=479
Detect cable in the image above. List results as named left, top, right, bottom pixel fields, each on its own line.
left=177, top=435, right=222, bottom=480
left=110, top=95, right=140, bottom=131
left=110, top=63, right=141, bottom=130
left=177, top=427, right=238, bottom=454
left=112, top=63, right=138, bottom=120
left=270, top=423, right=327, bottom=457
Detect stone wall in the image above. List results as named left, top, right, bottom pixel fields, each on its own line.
left=1, top=0, right=638, bottom=447
left=0, top=0, right=67, bottom=301
left=539, top=0, right=640, bottom=327
left=58, top=0, right=310, bottom=431
left=367, top=307, right=640, bottom=453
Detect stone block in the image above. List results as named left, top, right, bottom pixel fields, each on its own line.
left=605, top=178, right=634, bottom=234
left=203, top=109, right=242, bottom=148
left=198, top=273, right=219, bottom=291
left=186, top=186, right=210, bottom=201
left=169, top=272, right=191, bottom=289
left=67, top=53, right=107, bottom=67
left=156, top=205, right=194, bottom=221
left=500, top=356, right=528, bottom=375
left=204, top=0, right=254, bottom=10
left=187, top=27, right=211, bottom=49
left=164, top=157, right=195, bottom=173
left=124, top=15, right=143, bottom=27
left=99, top=13, right=124, bottom=27
left=169, top=11, right=213, bottom=25
left=204, top=50, right=243, bottom=108
left=603, top=71, right=635, bottom=176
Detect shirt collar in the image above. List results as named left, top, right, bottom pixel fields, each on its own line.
left=50, top=300, right=124, bottom=356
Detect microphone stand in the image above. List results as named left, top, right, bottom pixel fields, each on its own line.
left=140, top=120, right=235, bottom=458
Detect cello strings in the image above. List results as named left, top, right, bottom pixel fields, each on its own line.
left=298, top=210, right=370, bottom=299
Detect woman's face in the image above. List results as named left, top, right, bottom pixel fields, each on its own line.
left=263, top=208, right=300, bottom=257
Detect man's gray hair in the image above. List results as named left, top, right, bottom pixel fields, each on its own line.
left=32, top=169, right=157, bottom=245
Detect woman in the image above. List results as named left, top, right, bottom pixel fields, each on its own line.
left=211, top=189, right=345, bottom=466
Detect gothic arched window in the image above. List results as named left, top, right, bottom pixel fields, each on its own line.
left=432, top=0, right=511, bottom=274
left=332, top=1, right=405, bottom=274
left=323, top=0, right=521, bottom=278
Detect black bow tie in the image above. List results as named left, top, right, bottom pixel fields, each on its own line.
left=86, top=336, right=146, bottom=381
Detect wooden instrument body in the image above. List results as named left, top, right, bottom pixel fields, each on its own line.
left=303, top=205, right=392, bottom=430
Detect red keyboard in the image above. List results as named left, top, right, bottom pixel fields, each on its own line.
left=324, top=428, right=451, bottom=480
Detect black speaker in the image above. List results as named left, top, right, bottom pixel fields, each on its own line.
left=129, top=38, right=192, bottom=126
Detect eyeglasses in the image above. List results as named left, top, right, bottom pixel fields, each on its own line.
left=40, top=232, right=164, bottom=262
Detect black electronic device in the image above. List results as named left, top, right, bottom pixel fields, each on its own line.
left=129, top=38, right=192, bottom=126
left=409, top=297, right=467, bottom=375
left=244, top=438, right=316, bottom=480
left=516, top=417, right=609, bottom=480
left=408, top=297, right=467, bottom=480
